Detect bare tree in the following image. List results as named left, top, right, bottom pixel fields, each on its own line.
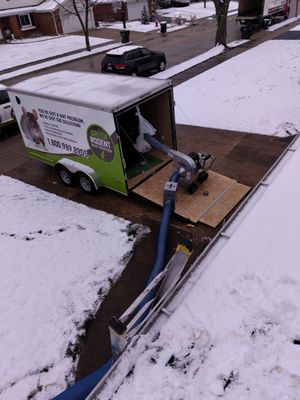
left=212, top=0, right=231, bottom=47
left=55, top=0, right=97, bottom=51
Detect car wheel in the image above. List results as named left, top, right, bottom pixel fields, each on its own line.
left=158, top=60, right=166, bottom=72
left=131, top=70, right=139, bottom=77
left=77, top=173, right=96, bottom=194
left=56, top=165, right=76, bottom=187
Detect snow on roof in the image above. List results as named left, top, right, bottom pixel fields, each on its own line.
left=0, top=0, right=43, bottom=11
left=0, top=0, right=66, bottom=16
left=0, top=84, right=7, bottom=91
left=0, top=7, right=37, bottom=17
left=8, top=70, right=172, bottom=112
left=35, top=0, right=66, bottom=12
left=35, top=0, right=116, bottom=12
left=106, top=45, right=143, bottom=56
left=0, top=0, right=122, bottom=18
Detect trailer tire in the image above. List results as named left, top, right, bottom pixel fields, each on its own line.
left=56, top=165, right=76, bottom=187
left=188, top=183, right=197, bottom=195
left=197, top=171, right=209, bottom=184
left=77, top=173, right=97, bottom=194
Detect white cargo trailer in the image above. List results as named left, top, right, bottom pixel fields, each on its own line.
left=8, top=71, right=176, bottom=195
left=236, top=0, right=290, bottom=34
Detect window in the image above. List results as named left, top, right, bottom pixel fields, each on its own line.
left=0, top=90, right=10, bottom=106
left=126, top=51, right=140, bottom=61
left=141, top=48, right=151, bottom=56
left=18, top=14, right=34, bottom=29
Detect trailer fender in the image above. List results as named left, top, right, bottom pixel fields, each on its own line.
left=55, top=158, right=99, bottom=191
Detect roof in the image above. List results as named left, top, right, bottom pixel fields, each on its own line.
left=0, top=0, right=44, bottom=11
left=0, top=6, right=37, bottom=17
left=0, top=84, right=7, bottom=91
left=106, top=45, right=143, bottom=56
left=8, top=70, right=172, bottom=113
left=0, top=0, right=65, bottom=17
left=0, top=0, right=115, bottom=16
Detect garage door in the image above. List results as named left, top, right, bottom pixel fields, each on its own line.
left=127, top=0, right=149, bottom=21
left=60, top=9, right=95, bottom=34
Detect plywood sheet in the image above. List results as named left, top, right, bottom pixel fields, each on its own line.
left=200, top=183, right=250, bottom=228
left=133, top=163, right=250, bottom=227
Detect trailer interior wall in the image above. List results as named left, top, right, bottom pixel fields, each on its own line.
left=115, top=89, right=176, bottom=190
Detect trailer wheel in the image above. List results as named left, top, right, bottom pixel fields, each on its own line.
left=188, top=183, right=197, bottom=195
left=197, top=171, right=209, bottom=184
left=77, top=173, right=96, bottom=194
left=56, top=165, right=76, bottom=187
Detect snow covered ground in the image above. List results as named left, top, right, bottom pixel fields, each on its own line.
left=157, top=0, right=237, bottom=20
left=98, top=20, right=188, bottom=33
left=107, top=136, right=300, bottom=400
left=1, top=11, right=300, bottom=400
left=99, top=1, right=238, bottom=32
left=174, top=34, right=300, bottom=136
left=0, top=176, right=141, bottom=399
left=0, top=1, right=239, bottom=75
left=90, top=25, right=300, bottom=400
left=0, top=35, right=112, bottom=72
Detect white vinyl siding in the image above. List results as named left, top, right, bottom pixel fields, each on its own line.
left=126, top=0, right=149, bottom=21
left=60, top=9, right=95, bottom=34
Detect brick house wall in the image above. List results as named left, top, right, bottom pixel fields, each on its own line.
left=0, top=9, right=63, bottom=40
left=0, top=2, right=128, bottom=40
left=34, top=10, right=63, bottom=35
left=8, top=15, right=28, bottom=39
left=93, top=3, right=128, bottom=23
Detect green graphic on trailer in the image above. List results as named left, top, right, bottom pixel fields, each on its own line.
left=85, top=123, right=126, bottom=194
left=87, top=124, right=114, bottom=162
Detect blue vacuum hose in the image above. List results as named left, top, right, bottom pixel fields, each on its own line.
left=52, top=171, right=182, bottom=400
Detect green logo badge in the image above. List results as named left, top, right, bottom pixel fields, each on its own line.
left=87, top=124, right=114, bottom=162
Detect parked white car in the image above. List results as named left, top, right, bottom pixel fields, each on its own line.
left=0, top=84, right=15, bottom=128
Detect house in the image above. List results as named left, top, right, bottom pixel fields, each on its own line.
left=0, top=0, right=152, bottom=41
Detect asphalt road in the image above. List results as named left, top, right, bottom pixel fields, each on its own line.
left=2, top=0, right=299, bottom=88
left=0, top=10, right=255, bottom=87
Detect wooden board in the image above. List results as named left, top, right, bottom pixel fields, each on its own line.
left=133, top=163, right=250, bottom=227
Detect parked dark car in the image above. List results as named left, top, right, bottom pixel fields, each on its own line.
left=101, top=45, right=166, bottom=76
